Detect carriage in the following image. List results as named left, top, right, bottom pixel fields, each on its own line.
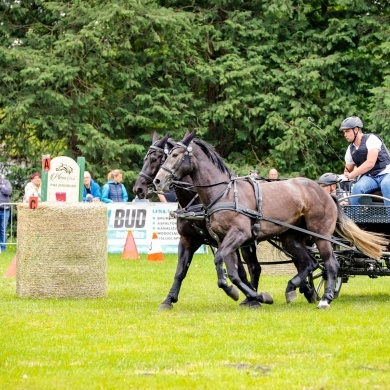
left=308, top=191, right=390, bottom=299
left=135, top=132, right=390, bottom=309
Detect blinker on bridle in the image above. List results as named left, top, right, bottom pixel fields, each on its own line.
left=160, top=141, right=193, bottom=181
left=139, top=142, right=169, bottom=184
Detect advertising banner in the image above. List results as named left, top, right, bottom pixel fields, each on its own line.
left=107, top=202, right=206, bottom=254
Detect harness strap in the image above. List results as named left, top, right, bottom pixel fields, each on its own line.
left=207, top=202, right=352, bottom=249
left=174, top=204, right=205, bottom=220
left=249, top=177, right=262, bottom=240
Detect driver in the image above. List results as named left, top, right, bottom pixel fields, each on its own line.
left=339, top=116, right=390, bottom=206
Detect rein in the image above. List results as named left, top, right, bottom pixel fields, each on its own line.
left=160, top=138, right=352, bottom=249
left=207, top=198, right=353, bottom=249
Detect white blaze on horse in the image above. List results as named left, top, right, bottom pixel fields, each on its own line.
left=153, top=131, right=387, bottom=309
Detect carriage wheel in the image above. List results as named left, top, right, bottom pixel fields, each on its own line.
left=333, top=276, right=343, bottom=299
left=307, top=261, right=343, bottom=300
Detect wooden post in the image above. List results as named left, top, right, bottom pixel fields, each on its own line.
left=41, top=154, right=50, bottom=202
left=77, top=157, right=85, bottom=202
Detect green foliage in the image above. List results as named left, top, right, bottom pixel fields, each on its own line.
left=1, top=0, right=389, bottom=188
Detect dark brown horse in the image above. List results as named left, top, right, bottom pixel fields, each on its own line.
left=153, top=132, right=388, bottom=309
left=133, top=132, right=273, bottom=309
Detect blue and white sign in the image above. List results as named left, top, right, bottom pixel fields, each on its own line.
left=107, top=202, right=206, bottom=254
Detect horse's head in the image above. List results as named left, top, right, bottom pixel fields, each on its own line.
left=154, top=131, right=195, bottom=193
left=133, top=132, right=170, bottom=199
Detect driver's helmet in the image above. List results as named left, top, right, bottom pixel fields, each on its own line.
left=339, top=116, right=363, bottom=131
left=316, top=173, right=340, bottom=186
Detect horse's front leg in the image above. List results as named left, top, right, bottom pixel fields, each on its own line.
left=236, top=249, right=261, bottom=308
left=215, top=237, right=267, bottom=304
left=239, top=245, right=273, bottom=306
left=159, top=239, right=199, bottom=310
left=214, top=250, right=240, bottom=301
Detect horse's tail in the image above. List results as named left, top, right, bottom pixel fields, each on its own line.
left=333, top=197, right=388, bottom=259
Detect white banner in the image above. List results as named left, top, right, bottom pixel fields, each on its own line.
left=107, top=202, right=207, bottom=254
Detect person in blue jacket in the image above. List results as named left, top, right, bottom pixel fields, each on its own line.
left=83, top=171, right=101, bottom=202
left=101, top=169, right=128, bottom=203
left=0, top=174, right=12, bottom=252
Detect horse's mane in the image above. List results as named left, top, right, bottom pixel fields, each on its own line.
left=193, top=137, right=233, bottom=176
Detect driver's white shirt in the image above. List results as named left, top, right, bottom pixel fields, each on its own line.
left=345, top=134, right=390, bottom=175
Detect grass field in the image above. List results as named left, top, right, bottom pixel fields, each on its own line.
left=1, top=248, right=390, bottom=389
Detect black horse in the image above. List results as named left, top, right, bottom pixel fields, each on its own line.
left=154, top=132, right=388, bottom=309
left=133, top=132, right=273, bottom=309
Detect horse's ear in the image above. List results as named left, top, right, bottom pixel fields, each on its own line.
left=152, top=131, right=159, bottom=143
left=182, top=130, right=195, bottom=146
left=155, top=133, right=170, bottom=149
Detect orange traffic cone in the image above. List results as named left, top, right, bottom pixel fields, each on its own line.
left=147, top=232, right=164, bottom=262
left=4, top=254, right=17, bottom=278
left=122, top=230, right=140, bottom=259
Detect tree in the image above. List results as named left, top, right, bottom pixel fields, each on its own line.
left=1, top=0, right=389, bottom=187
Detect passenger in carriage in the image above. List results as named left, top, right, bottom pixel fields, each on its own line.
left=316, top=173, right=348, bottom=204
left=339, top=116, right=390, bottom=206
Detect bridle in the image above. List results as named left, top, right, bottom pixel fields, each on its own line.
left=159, top=141, right=193, bottom=182
left=160, top=140, right=233, bottom=189
left=139, top=142, right=169, bottom=185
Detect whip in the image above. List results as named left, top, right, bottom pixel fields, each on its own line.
left=307, top=117, right=351, bottom=173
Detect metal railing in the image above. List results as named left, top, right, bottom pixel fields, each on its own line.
left=0, top=202, right=18, bottom=251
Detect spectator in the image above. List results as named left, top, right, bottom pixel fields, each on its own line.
left=268, top=168, right=279, bottom=179
left=339, top=116, right=390, bottom=206
left=101, top=169, right=128, bottom=203
left=158, top=189, right=177, bottom=202
left=23, top=172, right=41, bottom=202
left=249, top=169, right=258, bottom=177
left=83, top=171, right=101, bottom=202
left=0, top=174, right=12, bottom=252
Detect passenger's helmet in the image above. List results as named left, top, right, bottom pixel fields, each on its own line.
left=316, top=173, right=340, bottom=186
left=339, top=116, right=363, bottom=131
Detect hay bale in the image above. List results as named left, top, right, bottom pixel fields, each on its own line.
left=256, top=241, right=296, bottom=276
left=16, top=202, right=107, bottom=298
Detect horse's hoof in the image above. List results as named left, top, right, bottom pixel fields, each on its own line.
left=226, top=285, right=240, bottom=301
left=304, top=289, right=319, bottom=304
left=159, top=303, right=173, bottom=310
left=258, top=292, right=274, bottom=304
left=317, top=299, right=330, bottom=309
left=247, top=300, right=262, bottom=309
left=285, top=291, right=297, bottom=303
left=239, top=298, right=262, bottom=309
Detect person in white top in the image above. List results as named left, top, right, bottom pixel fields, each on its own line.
left=23, top=172, right=41, bottom=202
left=339, top=116, right=390, bottom=206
